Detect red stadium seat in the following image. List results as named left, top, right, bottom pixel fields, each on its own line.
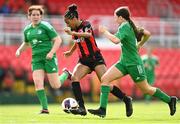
left=1, top=46, right=180, bottom=98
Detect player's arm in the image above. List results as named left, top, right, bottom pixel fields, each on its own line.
left=99, top=25, right=120, bottom=44
left=64, top=27, right=92, bottom=38
left=64, top=42, right=77, bottom=57
left=49, top=36, right=62, bottom=54
left=15, top=42, right=30, bottom=57
left=137, top=29, right=151, bottom=50
left=72, top=31, right=91, bottom=38
left=46, top=36, right=62, bottom=59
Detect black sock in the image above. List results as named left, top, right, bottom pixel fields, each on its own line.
left=71, top=82, right=85, bottom=108
left=111, top=85, right=127, bottom=100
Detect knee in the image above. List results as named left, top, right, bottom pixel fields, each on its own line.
left=34, top=83, right=44, bottom=90
left=33, top=79, right=44, bottom=89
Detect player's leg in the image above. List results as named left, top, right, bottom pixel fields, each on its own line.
left=88, top=65, right=125, bottom=118
left=32, top=69, right=49, bottom=114
left=70, top=63, right=91, bottom=116
left=47, top=72, right=61, bottom=89
left=45, top=57, right=70, bottom=88
left=144, top=78, right=153, bottom=102
left=129, top=64, right=177, bottom=116
left=94, top=64, right=133, bottom=117
left=136, top=81, right=177, bottom=116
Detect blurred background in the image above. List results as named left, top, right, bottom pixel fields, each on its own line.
left=0, top=0, right=180, bottom=104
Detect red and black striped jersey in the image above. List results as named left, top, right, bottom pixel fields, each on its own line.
left=72, top=20, right=100, bottom=58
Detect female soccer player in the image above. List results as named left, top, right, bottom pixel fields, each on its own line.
left=141, top=47, right=159, bottom=102
left=15, top=5, right=70, bottom=114
left=88, top=6, right=177, bottom=118
left=63, top=4, right=133, bottom=117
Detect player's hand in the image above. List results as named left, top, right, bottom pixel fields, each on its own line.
left=15, top=49, right=21, bottom=57
left=64, top=51, right=72, bottom=58
left=99, top=25, right=107, bottom=34
left=64, top=27, right=72, bottom=35
left=46, top=52, right=54, bottom=60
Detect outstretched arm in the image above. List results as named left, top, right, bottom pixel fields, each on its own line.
left=99, top=25, right=120, bottom=44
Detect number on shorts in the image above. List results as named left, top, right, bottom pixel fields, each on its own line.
left=137, top=65, right=143, bottom=74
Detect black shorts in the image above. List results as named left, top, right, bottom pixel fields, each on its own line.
left=79, top=52, right=106, bottom=72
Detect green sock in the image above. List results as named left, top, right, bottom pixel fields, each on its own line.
left=153, top=88, right=170, bottom=103
left=36, top=89, right=48, bottom=110
left=59, top=72, right=68, bottom=85
left=100, top=85, right=110, bottom=109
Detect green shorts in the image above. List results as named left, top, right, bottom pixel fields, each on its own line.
left=32, top=56, right=58, bottom=73
left=115, top=61, right=146, bottom=82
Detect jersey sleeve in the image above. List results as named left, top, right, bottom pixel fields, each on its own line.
left=23, top=27, right=29, bottom=43
left=42, top=22, right=58, bottom=40
left=114, top=25, right=127, bottom=41
left=23, top=31, right=28, bottom=43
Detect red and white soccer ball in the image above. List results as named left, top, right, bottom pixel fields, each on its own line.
left=61, top=98, right=79, bottom=113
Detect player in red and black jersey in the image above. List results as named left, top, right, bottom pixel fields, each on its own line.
left=63, top=4, right=133, bottom=116
left=66, top=20, right=104, bottom=70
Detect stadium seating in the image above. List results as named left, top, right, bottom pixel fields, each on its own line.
left=47, top=0, right=149, bottom=18
left=0, top=0, right=179, bottom=18
left=1, top=46, right=180, bottom=98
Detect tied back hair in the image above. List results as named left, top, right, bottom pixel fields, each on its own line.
left=64, top=4, right=78, bottom=19
left=115, top=7, right=143, bottom=41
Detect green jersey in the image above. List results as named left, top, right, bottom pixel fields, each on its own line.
left=141, top=55, right=159, bottom=84
left=23, top=21, right=58, bottom=62
left=115, top=22, right=142, bottom=66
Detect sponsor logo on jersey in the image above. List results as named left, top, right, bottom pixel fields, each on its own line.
left=27, top=31, right=31, bottom=36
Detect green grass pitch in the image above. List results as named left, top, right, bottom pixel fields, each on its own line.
left=0, top=101, right=179, bottom=124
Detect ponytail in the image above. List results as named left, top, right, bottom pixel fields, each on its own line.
left=128, top=19, right=144, bottom=42
left=115, top=7, right=143, bottom=42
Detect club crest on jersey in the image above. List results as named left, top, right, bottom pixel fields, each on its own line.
left=37, top=30, right=42, bottom=34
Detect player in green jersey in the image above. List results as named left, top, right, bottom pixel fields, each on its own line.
left=88, top=6, right=177, bottom=118
left=142, top=47, right=159, bottom=102
left=15, top=5, right=70, bottom=114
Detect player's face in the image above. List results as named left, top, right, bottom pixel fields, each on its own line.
left=29, top=10, right=42, bottom=25
left=64, top=18, right=76, bottom=30
left=114, top=13, right=123, bottom=25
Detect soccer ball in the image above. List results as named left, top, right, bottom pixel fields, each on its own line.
left=61, top=98, right=79, bottom=113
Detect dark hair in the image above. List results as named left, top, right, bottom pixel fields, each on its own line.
left=115, top=7, right=142, bottom=41
left=64, top=4, right=78, bottom=19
